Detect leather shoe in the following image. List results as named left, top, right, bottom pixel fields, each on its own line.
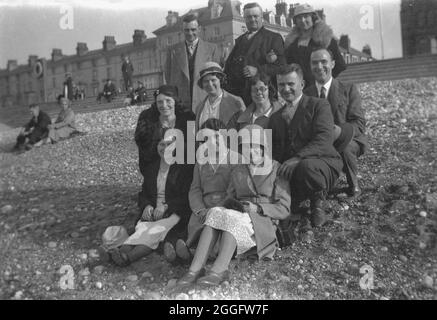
left=177, top=268, right=205, bottom=286
left=311, top=207, right=327, bottom=227
left=197, top=270, right=230, bottom=286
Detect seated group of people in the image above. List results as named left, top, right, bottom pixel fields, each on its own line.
left=13, top=96, right=77, bottom=152
left=124, top=81, right=148, bottom=106
left=101, top=47, right=367, bottom=288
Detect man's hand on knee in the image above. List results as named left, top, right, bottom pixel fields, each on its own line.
left=278, top=157, right=300, bottom=180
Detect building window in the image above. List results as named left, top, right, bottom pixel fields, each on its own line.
left=280, top=15, right=286, bottom=27
left=167, top=36, right=172, bottom=45
left=53, top=77, right=56, bottom=88
left=93, top=69, right=98, bottom=80
left=269, top=13, right=275, bottom=25
left=92, top=59, right=97, bottom=67
left=139, top=62, right=144, bottom=73
left=64, top=64, right=68, bottom=73
left=107, top=67, right=111, bottom=79
left=214, top=27, right=220, bottom=36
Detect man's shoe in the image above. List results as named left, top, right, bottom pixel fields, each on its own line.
left=177, top=268, right=205, bottom=286
left=311, top=207, right=328, bottom=228
left=197, top=270, right=230, bottom=287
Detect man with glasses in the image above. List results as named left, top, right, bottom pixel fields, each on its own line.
left=224, top=2, right=285, bottom=105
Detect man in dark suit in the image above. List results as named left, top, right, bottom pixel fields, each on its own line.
left=224, top=2, right=285, bottom=105
left=268, top=64, right=343, bottom=227
left=97, top=79, right=117, bottom=103
left=134, top=81, right=148, bottom=105
left=305, top=48, right=368, bottom=197
left=164, top=14, right=219, bottom=112
left=121, top=55, right=134, bottom=91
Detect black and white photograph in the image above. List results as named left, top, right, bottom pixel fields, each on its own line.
left=0, top=0, right=436, bottom=304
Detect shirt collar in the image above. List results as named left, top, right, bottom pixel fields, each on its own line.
left=315, top=76, right=333, bottom=97
left=186, top=38, right=199, bottom=48
left=291, top=94, right=303, bottom=108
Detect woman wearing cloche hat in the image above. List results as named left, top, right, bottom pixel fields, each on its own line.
left=194, top=61, right=246, bottom=131
left=284, top=3, right=346, bottom=87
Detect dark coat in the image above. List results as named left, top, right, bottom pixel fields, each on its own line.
left=137, top=160, right=194, bottom=240
left=134, top=105, right=196, bottom=176
left=226, top=161, right=290, bottom=260
left=268, top=94, right=343, bottom=172
left=23, top=110, right=51, bottom=143
left=284, top=21, right=346, bottom=87
left=305, top=78, right=368, bottom=155
left=103, top=83, right=117, bottom=96
left=224, top=27, right=285, bottom=103
left=122, top=60, right=134, bottom=77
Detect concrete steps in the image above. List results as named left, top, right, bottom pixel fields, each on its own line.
left=338, top=54, right=437, bottom=84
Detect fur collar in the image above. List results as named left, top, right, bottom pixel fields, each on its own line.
left=284, top=20, right=334, bottom=49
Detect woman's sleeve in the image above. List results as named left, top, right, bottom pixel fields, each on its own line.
left=189, top=164, right=206, bottom=214
left=329, top=38, right=347, bottom=78
left=259, top=176, right=291, bottom=220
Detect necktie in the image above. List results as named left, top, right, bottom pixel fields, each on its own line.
left=320, top=86, right=326, bottom=99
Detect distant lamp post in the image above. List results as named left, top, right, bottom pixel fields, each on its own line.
left=378, top=0, right=385, bottom=59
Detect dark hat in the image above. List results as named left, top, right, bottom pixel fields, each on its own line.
left=154, top=85, right=179, bottom=100
left=197, top=62, right=226, bottom=88
left=333, top=123, right=354, bottom=153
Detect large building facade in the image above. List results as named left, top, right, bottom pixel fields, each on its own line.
left=0, top=0, right=372, bottom=108
left=401, top=0, right=437, bottom=57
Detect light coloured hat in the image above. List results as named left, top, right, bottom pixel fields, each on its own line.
left=197, top=61, right=226, bottom=88
left=101, top=226, right=129, bottom=250
left=293, top=3, right=316, bottom=17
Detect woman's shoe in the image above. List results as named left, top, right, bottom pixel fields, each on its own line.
left=197, top=270, right=230, bottom=286
left=163, top=242, right=177, bottom=263
left=175, top=239, right=192, bottom=262
left=177, top=268, right=205, bottom=286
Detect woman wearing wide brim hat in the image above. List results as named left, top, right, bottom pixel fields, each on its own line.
left=194, top=61, right=246, bottom=131
left=284, top=3, right=346, bottom=87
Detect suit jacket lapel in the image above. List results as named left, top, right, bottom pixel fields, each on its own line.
left=194, top=39, right=206, bottom=82
left=306, top=84, right=318, bottom=98
left=218, top=91, right=235, bottom=124
left=291, top=95, right=309, bottom=137
left=176, top=42, right=189, bottom=80
left=328, top=78, right=340, bottom=117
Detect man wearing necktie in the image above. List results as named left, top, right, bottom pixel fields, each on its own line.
left=268, top=64, right=343, bottom=228
left=224, top=2, right=285, bottom=105
left=164, top=14, right=220, bottom=112
left=305, top=48, right=368, bottom=198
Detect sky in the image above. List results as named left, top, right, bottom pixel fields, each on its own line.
left=0, top=0, right=403, bottom=68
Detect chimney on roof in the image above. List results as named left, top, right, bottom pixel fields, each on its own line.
left=76, top=42, right=88, bottom=56
left=7, top=60, right=18, bottom=71
left=166, top=11, right=179, bottom=27
left=103, top=36, right=116, bottom=51
left=28, top=55, right=38, bottom=67
left=339, top=35, right=351, bottom=52
left=51, top=48, right=63, bottom=62
left=276, top=0, right=288, bottom=17
left=362, top=44, right=372, bottom=57
left=133, top=30, right=147, bottom=46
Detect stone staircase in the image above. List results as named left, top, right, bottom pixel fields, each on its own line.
left=337, top=54, right=437, bottom=84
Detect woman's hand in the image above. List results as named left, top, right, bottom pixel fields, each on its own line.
left=242, top=201, right=258, bottom=215
left=141, top=205, right=154, bottom=221
left=196, top=208, right=209, bottom=224
left=152, top=204, right=168, bottom=221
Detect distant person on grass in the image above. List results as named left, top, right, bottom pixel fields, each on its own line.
left=13, top=103, right=51, bottom=152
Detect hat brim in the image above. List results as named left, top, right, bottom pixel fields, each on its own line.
left=197, top=71, right=226, bottom=88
